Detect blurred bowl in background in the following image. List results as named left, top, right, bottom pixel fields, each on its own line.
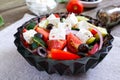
left=25, top=0, right=57, bottom=16
left=80, top=0, right=102, bottom=8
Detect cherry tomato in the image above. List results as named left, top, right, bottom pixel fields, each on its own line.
left=35, top=27, right=49, bottom=41
left=66, top=0, right=84, bottom=13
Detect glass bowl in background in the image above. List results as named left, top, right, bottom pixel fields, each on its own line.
left=25, top=0, right=57, bottom=16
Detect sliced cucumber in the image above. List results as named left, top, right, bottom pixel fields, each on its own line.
left=26, top=21, right=36, bottom=30
left=86, top=37, right=96, bottom=45
left=96, top=27, right=108, bottom=37
left=94, top=27, right=108, bottom=41
left=39, top=20, right=49, bottom=29
left=31, top=42, right=39, bottom=50
left=72, top=27, right=80, bottom=31
left=76, top=16, right=89, bottom=22
left=32, top=36, right=47, bottom=48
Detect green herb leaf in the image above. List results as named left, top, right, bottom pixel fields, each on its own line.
left=0, top=16, right=4, bottom=27
left=26, top=21, right=36, bottom=30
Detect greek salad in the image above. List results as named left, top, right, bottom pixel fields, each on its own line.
left=21, top=13, right=108, bottom=60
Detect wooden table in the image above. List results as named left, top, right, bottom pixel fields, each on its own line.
left=0, top=0, right=120, bottom=37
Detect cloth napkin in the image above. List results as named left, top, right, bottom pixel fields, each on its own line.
left=0, top=14, right=120, bottom=80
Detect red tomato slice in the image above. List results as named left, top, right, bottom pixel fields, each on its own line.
left=22, top=40, right=29, bottom=47
left=47, top=40, right=66, bottom=50
left=22, top=28, right=27, bottom=33
left=35, top=27, right=49, bottom=41
left=20, top=34, right=29, bottom=48
left=48, top=49, right=80, bottom=60
left=54, top=14, right=60, bottom=18
left=67, top=33, right=83, bottom=53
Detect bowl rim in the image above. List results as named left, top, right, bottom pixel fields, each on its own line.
left=80, top=0, right=102, bottom=4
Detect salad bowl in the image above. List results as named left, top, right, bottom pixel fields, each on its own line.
left=14, top=12, right=113, bottom=75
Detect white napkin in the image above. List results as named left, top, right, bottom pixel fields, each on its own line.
left=0, top=14, right=120, bottom=80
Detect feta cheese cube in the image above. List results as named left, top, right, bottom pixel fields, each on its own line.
left=76, top=21, right=90, bottom=29
left=75, top=29, right=93, bottom=43
left=65, top=13, right=78, bottom=26
left=47, top=14, right=60, bottom=27
left=38, top=19, right=48, bottom=28
left=49, top=28, right=66, bottom=40
left=96, top=27, right=108, bottom=36
left=57, top=22, right=72, bottom=29
left=23, top=30, right=37, bottom=44
left=48, top=18, right=60, bottom=27
left=47, top=14, right=56, bottom=20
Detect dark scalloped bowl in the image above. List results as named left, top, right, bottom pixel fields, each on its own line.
left=14, top=13, right=114, bottom=75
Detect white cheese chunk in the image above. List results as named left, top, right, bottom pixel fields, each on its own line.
left=47, top=14, right=56, bottom=20
left=76, top=21, right=90, bottom=29
left=49, top=28, right=66, bottom=40
left=23, top=30, right=37, bottom=44
left=75, top=29, right=93, bottom=43
left=47, top=14, right=60, bottom=27
left=48, top=18, right=60, bottom=27
left=65, top=13, right=78, bottom=26
left=38, top=19, right=48, bottom=28
left=96, top=27, right=108, bottom=36
left=57, top=22, right=72, bottom=29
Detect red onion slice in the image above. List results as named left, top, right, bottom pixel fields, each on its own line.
left=92, top=27, right=103, bottom=50
left=37, top=47, right=47, bottom=57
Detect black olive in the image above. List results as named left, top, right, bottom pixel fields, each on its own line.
left=46, top=14, right=49, bottom=18
left=34, top=33, right=43, bottom=38
left=37, top=47, right=47, bottom=57
left=60, top=13, right=67, bottom=19
left=46, top=24, right=54, bottom=30
left=78, top=44, right=89, bottom=53
left=59, top=13, right=68, bottom=22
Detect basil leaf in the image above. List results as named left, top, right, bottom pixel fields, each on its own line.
left=0, top=16, right=4, bottom=27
